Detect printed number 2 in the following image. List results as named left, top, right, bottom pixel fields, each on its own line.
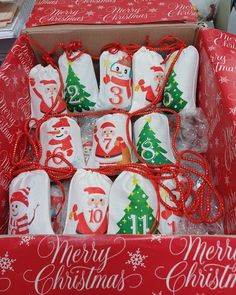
left=109, top=86, right=123, bottom=105
left=89, top=209, right=102, bottom=223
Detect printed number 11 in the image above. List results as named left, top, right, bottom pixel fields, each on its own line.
left=131, top=215, right=149, bottom=234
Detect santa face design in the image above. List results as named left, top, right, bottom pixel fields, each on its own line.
left=87, top=194, right=106, bottom=209
left=155, top=72, right=164, bottom=84
left=110, top=61, right=131, bottom=80
left=43, top=83, right=59, bottom=102
left=101, top=126, right=116, bottom=139
left=10, top=201, right=27, bottom=219
left=83, top=143, right=92, bottom=156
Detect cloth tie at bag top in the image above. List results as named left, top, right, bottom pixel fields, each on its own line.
left=8, top=170, right=53, bottom=235
left=87, top=113, right=132, bottom=168
left=64, top=169, right=112, bottom=234
left=133, top=112, right=175, bottom=165
left=108, top=171, right=182, bottom=235
left=40, top=116, right=85, bottom=168
left=162, top=45, right=199, bottom=113
left=58, top=51, right=98, bottom=113
left=131, top=46, right=165, bottom=112
left=97, top=50, right=132, bottom=111
left=29, top=64, right=67, bottom=120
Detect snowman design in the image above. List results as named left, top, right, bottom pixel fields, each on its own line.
left=8, top=187, right=39, bottom=235
left=103, top=56, right=132, bottom=106
left=47, top=117, right=73, bottom=165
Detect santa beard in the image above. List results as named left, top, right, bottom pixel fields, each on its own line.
left=99, top=134, right=116, bottom=154
left=83, top=203, right=107, bottom=232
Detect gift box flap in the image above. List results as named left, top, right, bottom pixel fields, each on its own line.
left=26, top=0, right=197, bottom=28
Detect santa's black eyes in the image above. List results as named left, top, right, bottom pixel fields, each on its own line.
left=47, top=88, right=50, bottom=90
left=100, top=199, right=103, bottom=202
left=110, top=130, right=112, bottom=133
left=91, top=198, right=94, bottom=202
left=124, top=69, right=128, bottom=74
left=116, top=66, right=119, bottom=71
left=61, top=128, right=64, bottom=130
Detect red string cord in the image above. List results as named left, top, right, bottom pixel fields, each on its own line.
left=11, top=34, right=225, bottom=230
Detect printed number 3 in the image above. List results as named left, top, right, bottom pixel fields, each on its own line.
left=109, top=86, right=123, bottom=105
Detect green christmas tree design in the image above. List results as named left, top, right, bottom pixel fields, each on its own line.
left=64, top=62, right=95, bottom=112
left=163, top=70, right=187, bottom=112
left=117, top=176, right=160, bottom=234
left=137, top=117, right=172, bottom=165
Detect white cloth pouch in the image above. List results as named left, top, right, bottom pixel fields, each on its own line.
left=64, top=169, right=112, bottom=234
left=107, top=171, right=160, bottom=234
left=97, top=50, right=132, bottom=110
left=58, top=51, right=98, bottom=112
left=40, top=116, right=85, bottom=168
left=162, top=46, right=199, bottom=113
left=131, top=47, right=165, bottom=112
left=133, top=113, right=175, bottom=165
left=8, top=170, right=53, bottom=235
left=87, top=113, right=132, bottom=168
left=29, top=64, right=67, bottom=120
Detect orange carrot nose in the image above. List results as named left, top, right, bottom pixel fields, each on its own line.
left=48, top=130, right=60, bottom=135
left=111, top=69, right=122, bottom=75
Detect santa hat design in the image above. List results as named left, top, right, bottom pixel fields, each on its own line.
left=51, top=118, right=70, bottom=128
left=151, top=66, right=164, bottom=73
left=10, top=187, right=30, bottom=207
left=100, top=122, right=116, bottom=129
left=116, top=56, right=132, bottom=68
left=40, top=79, right=57, bottom=85
left=83, top=141, right=93, bottom=147
left=84, top=187, right=106, bottom=195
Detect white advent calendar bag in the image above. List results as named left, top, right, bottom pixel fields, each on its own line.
left=8, top=170, right=53, bottom=235
left=29, top=64, right=67, bottom=120
left=108, top=171, right=182, bottom=235
left=108, top=171, right=159, bottom=234
left=40, top=116, right=85, bottom=168
left=131, top=47, right=165, bottom=112
left=58, top=51, right=98, bottom=112
left=64, top=169, right=112, bottom=234
left=162, top=46, right=199, bottom=113
left=97, top=50, right=132, bottom=110
left=133, top=113, right=175, bottom=164
left=87, top=113, right=132, bottom=168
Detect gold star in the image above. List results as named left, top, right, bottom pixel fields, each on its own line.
left=146, top=117, right=151, bottom=123
left=132, top=176, right=138, bottom=185
left=122, top=219, right=127, bottom=224
left=103, top=59, right=111, bottom=69
left=160, top=187, right=169, bottom=201
left=155, top=152, right=159, bottom=155
left=68, top=61, right=72, bottom=66
left=146, top=204, right=150, bottom=209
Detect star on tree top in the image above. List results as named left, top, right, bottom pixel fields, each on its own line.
left=103, top=59, right=111, bottom=69
left=132, top=176, right=139, bottom=186
left=146, top=117, right=151, bottom=123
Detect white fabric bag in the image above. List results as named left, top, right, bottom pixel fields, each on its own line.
left=133, top=113, right=175, bottom=164
left=64, top=169, right=112, bottom=234
left=87, top=113, right=132, bottom=168
left=58, top=51, right=98, bottom=112
left=107, top=171, right=159, bottom=234
left=163, top=45, right=199, bottom=113
left=97, top=50, right=132, bottom=110
left=29, top=64, right=67, bottom=120
left=8, top=170, right=53, bottom=235
left=40, top=116, right=85, bottom=168
left=131, top=47, right=165, bottom=112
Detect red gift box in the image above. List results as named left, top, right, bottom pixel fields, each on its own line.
left=0, top=4, right=236, bottom=294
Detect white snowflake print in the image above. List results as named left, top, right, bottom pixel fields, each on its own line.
left=86, top=11, right=94, bottom=17
left=149, top=8, right=157, bottom=13
left=20, top=236, right=35, bottom=247
left=230, top=107, right=236, bottom=115
left=0, top=252, right=16, bottom=275
left=12, top=75, right=18, bottom=86
left=151, top=234, right=163, bottom=243
left=219, top=76, right=230, bottom=84
left=152, top=292, right=162, bottom=295
left=208, top=45, right=216, bottom=51
left=126, top=248, right=148, bottom=271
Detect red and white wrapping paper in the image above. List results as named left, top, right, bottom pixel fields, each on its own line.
left=197, top=28, right=236, bottom=234
left=131, top=47, right=165, bottom=112
left=87, top=113, right=132, bottom=168
left=8, top=170, right=53, bottom=235
left=97, top=50, right=132, bottom=111
left=163, top=45, right=199, bottom=113
left=40, top=116, right=85, bottom=168
left=64, top=169, right=112, bottom=234
left=27, top=0, right=197, bottom=27
left=58, top=51, right=98, bottom=112
left=133, top=113, right=175, bottom=164
left=29, top=64, right=67, bottom=120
